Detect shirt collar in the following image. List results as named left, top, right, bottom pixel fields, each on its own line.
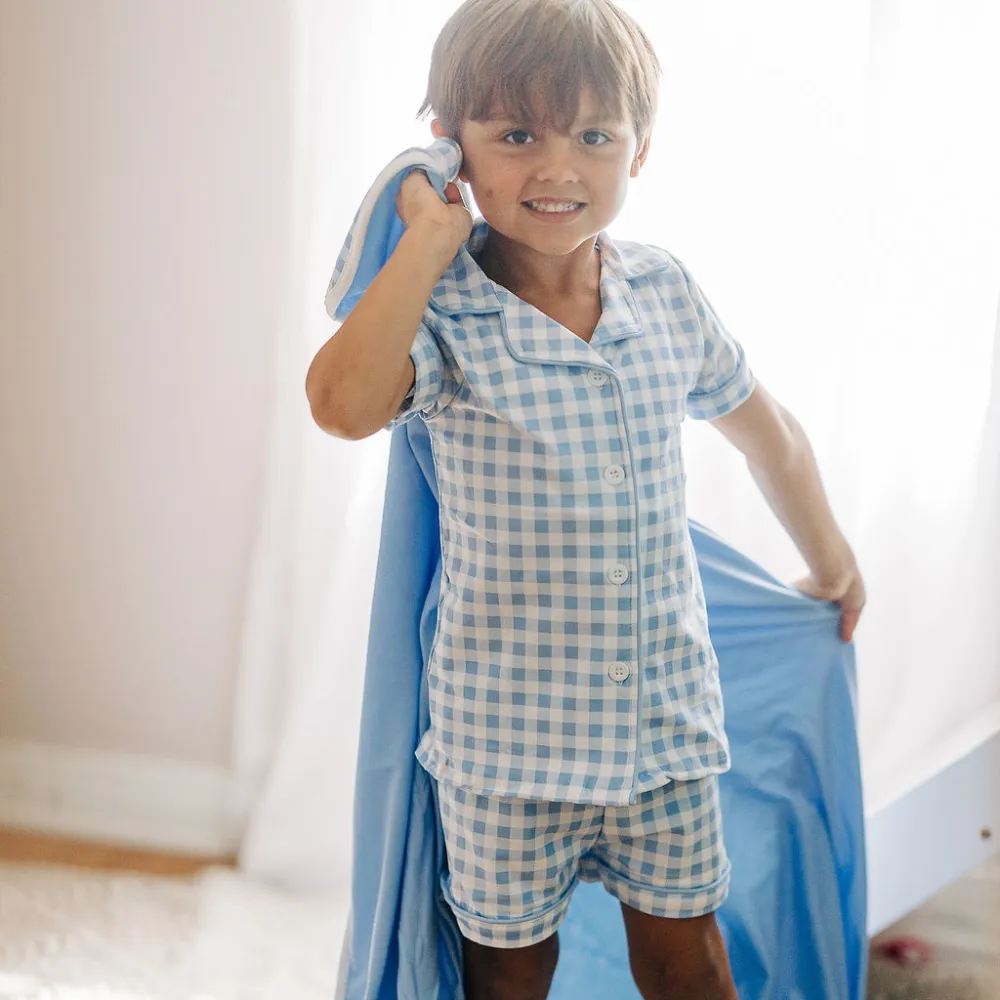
left=428, top=219, right=670, bottom=365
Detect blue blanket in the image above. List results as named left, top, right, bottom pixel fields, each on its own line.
left=330, top=141, right=868, bottom=1000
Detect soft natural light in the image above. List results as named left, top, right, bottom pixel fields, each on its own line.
left=5, top=1, right=994, bottom=996
left=308, top=0, right=1000, bottom=803
left=236, top=0, right=1000, bottom=912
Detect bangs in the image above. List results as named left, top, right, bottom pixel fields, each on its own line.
left=420, top=0, right=660, bottom=141
left=463, top=34, right=627, bottom=131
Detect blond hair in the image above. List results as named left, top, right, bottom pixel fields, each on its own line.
left=418, top=0, right=661, bottom=145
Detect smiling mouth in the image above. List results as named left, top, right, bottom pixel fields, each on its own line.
left=522, top=201, right=586, bottom=214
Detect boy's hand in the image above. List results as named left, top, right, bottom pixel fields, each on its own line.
left=793, top=564, right=867, bottom=643
left=397, top=170, right=473, bottom=251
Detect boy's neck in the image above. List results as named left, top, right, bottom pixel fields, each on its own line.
left=476, top=227, right=601, bottom=300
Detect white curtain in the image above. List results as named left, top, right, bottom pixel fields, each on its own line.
left=231, top=0, right=1000, bottom=891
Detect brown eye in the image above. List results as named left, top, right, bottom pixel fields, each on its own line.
left=502, top=129, right=534, bottom=145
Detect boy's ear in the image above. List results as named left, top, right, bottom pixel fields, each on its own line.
left=630, top=135, right=651, bottom=178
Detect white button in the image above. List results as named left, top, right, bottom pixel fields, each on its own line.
left=604, top=465, right=625, bottom=486
left=608, top=661, right=631, bottom=683
left=607, top=563, right=630, bottom=586
left=586, top=369, right=610, bottom=387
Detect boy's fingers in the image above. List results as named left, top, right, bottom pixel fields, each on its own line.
left=840, top=606, right=861, bottom=643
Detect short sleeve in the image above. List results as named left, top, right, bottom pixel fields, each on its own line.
left=679, top=265, right=756, bottom=421
left=385, top=319, right=450, bottom=430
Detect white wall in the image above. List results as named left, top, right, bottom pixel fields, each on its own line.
left=0, top=1, right=288, bottom=772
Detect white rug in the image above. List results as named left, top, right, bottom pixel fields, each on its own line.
left=0, top=861, right=349, bottom=999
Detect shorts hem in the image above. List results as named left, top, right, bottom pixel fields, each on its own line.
left=586, top=858, right=732, bottom=919
left=441, top=874, right=577, bottom=949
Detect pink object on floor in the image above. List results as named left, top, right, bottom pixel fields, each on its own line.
left=874, top=935, right=934, bottom=968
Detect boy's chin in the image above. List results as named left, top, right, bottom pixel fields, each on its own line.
left=486, top=212, right=601, bottom=255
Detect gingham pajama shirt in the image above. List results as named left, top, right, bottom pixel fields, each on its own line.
left=391, top=217, right=754, bottom=805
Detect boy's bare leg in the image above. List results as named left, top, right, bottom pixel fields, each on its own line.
left=621, top=907, right=738, bottom=1000
left=462, top=933, right=560, bottom=1000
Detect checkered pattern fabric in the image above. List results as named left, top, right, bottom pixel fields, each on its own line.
left=437, top=774, right=730, bottom=946
left=390, top=219, right=755, bottom=805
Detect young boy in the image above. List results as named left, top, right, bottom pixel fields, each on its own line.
left=307, top=1, right=866, bottom=997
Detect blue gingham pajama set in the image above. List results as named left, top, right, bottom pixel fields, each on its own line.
left=387, top=218, right=755, bottom=947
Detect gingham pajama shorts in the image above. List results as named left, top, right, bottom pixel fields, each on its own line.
left=437, top=774, right=731, bottom=948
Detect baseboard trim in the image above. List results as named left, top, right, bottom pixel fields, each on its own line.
left=865, top=706, right=1000, bottom=935
left=0, top=739, right=238, bottom=857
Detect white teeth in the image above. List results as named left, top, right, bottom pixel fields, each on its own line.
left=526, top=201, right=581, bottom=213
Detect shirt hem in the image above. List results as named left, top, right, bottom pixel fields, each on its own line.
left=417, top=742, right=731, bottom=806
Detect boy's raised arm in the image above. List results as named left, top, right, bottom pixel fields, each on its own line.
left=306, top=173, right=471, bottom=440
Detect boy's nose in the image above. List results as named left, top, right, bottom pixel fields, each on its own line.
left=534, top=149, right=582, bottom=185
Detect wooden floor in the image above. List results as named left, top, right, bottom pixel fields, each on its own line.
left=870, top=852, right=1000, bottom=998
left=0, top=826, right=236, bottom=876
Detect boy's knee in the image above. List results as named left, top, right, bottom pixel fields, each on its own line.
left=462, top=933, right=560, bottom=1000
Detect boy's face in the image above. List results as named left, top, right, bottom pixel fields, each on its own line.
left=432, top=88, right=650, bottom=258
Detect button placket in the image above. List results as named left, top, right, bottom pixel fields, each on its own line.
left=585, top=364, right=637, bottom=716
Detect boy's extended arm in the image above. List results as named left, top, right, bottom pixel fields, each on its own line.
left=306, top=222, right=460, bottom=440
left=710, top=383, right=866, bottom=641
